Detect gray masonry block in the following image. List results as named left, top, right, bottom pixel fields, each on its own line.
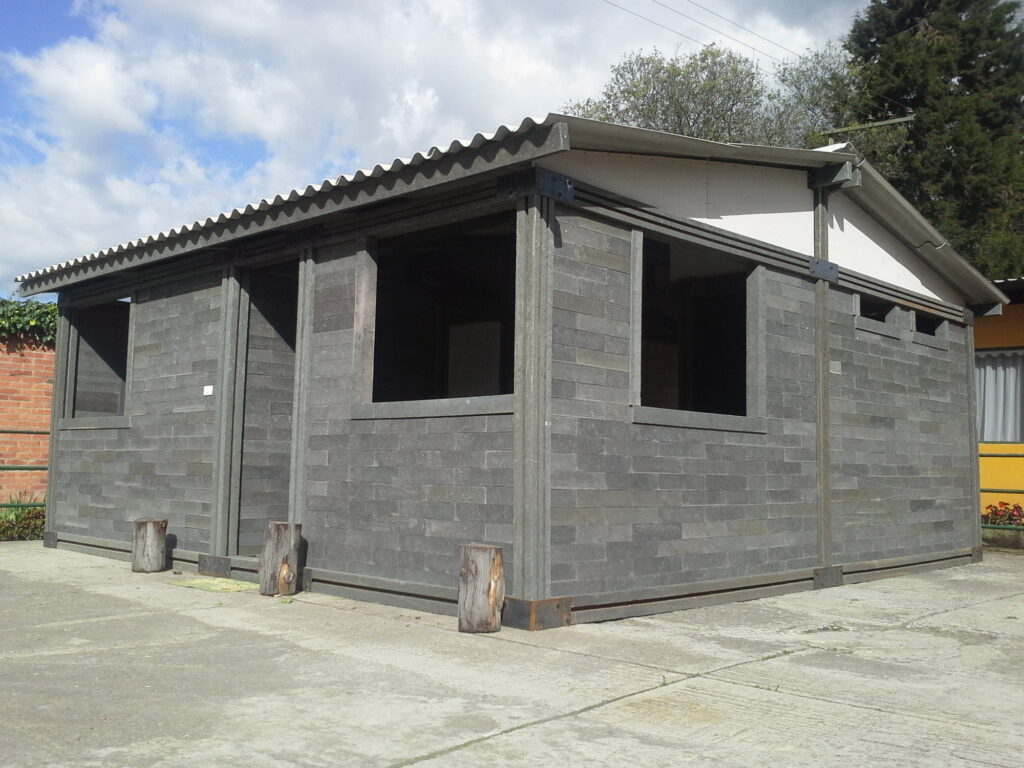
left=47, top=182, right=978, bottom=623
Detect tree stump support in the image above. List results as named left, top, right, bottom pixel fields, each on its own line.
left=132, top=519, right=168, bottom=573
left=458, top=543, right=505, bottom=633
left=259, top=521, right=302, bottom=596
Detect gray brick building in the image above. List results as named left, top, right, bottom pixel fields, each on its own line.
left=18, top=116, right=1007, bottom=627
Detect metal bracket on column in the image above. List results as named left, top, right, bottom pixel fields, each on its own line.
left=809, top=257, right=839, bottom=282
left=198, top=554, right=232, bottom=579
left=503, top=596, right=572, bottom=630
left=809, top=161, right=862, bottom=190
left=813, top=565, right=844, bottom=589
left=535, top=169, right=575, bottom=202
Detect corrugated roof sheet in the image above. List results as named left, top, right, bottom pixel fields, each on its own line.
left=15, top=113, right=1008, bottom=306
left=15, top=115, right=554, bottom=283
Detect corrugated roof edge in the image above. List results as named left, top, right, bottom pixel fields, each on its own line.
left=16, top=113, right=1008, bottom=307
left=15, top=114, right=554, bottom=286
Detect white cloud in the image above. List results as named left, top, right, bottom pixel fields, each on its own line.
left=0, top=0, right=863, bottom=291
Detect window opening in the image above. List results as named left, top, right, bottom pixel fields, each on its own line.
left=858, top=296, right=896, bottom=323
left=372, top=212, right=516, bottom=403
left=70, top=298, right=130, bottom=417
left=641, top=237, right=749, bottom=416
left=976, top=350, right=1024, bottom=442
left=915, top=312, right=944, bottom=336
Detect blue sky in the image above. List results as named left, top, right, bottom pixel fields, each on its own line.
left=0, top=0, right=864, bottom=295
left=0, top=1, right=93, bottom=53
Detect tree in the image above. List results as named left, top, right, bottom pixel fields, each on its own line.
left=845, top=0, right=1024, bottom=277
left=772, top=44, right=910, bottom=180
left=565, top=47, right=793, bottom=145
left=563, top=44, right=896, bottom=154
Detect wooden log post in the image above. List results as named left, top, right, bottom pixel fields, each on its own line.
left=458, top=544, right=505, bottom=633
left=258, top=522, right=303, bottom=596
left=132, top=519, right=168, bottom=573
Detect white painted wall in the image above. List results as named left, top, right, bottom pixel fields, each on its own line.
left=538, top=150, right=814, bottom=256
left=539, top=149, right=964, bottom=303
left=827, top=194, right=962, bottom=303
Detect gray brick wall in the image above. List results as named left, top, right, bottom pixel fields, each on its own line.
left=51, top=272, right=223, bottom=552
left=828, top=295, right=975, bottom=563
left=300, top=243, right=515, bottom=591
left=45, top=195, right=977, bottom=606
left=549, top=211, right=820, bottom=599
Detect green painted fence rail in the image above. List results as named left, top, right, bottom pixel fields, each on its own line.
left=0, top=425, right=49, bottom=510
left=981, top=524, right=1024, bottom=531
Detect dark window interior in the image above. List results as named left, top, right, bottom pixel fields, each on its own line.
left=249, top=261, right=298, bottom=352
left=641, top=238, right=748, bottom=416
left=915, top=312, right=943, bottom=336
left=859, top=296, right=895, bottom=323
left=236, top=260, right=299, bottom=556
left=373, top=212, right=515, bottom=402
left=72, top=299, right=130, bottom=417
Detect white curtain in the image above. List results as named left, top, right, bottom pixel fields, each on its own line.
left=977, top=351, right=1024, bottom=441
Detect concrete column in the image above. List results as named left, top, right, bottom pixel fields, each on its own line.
left=813, top=187, right=835, bottom=576
left=43, top=304, right=71, bottom=538
left=512, top=195, right=553, bottom=601
left=211, top=266, right=243, bottom=557
left=288, top=249, right=316, bottom=525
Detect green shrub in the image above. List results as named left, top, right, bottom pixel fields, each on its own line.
left=0, top=297, right=58, bottom=348
left=0, top=497, right=46, bottom=541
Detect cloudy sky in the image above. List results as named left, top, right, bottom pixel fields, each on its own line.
left=0, top=0, right=867, bottom=293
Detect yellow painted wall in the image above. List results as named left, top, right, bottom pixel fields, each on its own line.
left=976, top=298, right=1024, bottom=514
left=981, top=491, right=1024, bottom=510
left=975, top=303, right=1024, bottom=349
left=980, top=442, right=1024, bottom=513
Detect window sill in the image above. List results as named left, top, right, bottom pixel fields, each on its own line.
left=854, top=315, right=902, bottom=340
left=351, top=394, right=514, bottom=420
left=631, top=405, right=766, bottom=434
left=59, top=416, right=131, bottom=431
left=911, top=332, right=949, bottom=351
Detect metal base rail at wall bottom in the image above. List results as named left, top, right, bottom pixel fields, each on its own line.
left=42, top=531, right=979, bottom=629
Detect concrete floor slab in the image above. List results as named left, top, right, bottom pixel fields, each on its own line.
left=2, top=541, right=1023, bottom=767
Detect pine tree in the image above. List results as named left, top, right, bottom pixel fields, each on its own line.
left=846, top=0, right=1024, bottom=278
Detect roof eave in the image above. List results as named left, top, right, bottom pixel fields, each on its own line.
left=19, top=113, right=1008, bottom=309
left=550, top=113, right=860, bottom=169
left=17, top=118, right=572, bottom=296
left=547, top=115, right=1007, bottom=308
left=843, top=161, right=1008, bottom=306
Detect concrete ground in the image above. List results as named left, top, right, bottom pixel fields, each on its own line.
left=2, top=542, right=1023, bottom=768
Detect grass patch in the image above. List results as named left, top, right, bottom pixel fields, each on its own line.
left=171, top=577, right=258, bottom=593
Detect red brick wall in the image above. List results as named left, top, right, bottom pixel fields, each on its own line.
left=0, top=344, right=55, bottom=500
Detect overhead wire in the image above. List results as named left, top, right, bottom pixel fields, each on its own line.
left=597, top=0, right=704, bottom=47
left=666, top=0, right=915, bottom=115
left=676, top=0, right=802, bottom=57
left=644, top=0, right=784, bottom=62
